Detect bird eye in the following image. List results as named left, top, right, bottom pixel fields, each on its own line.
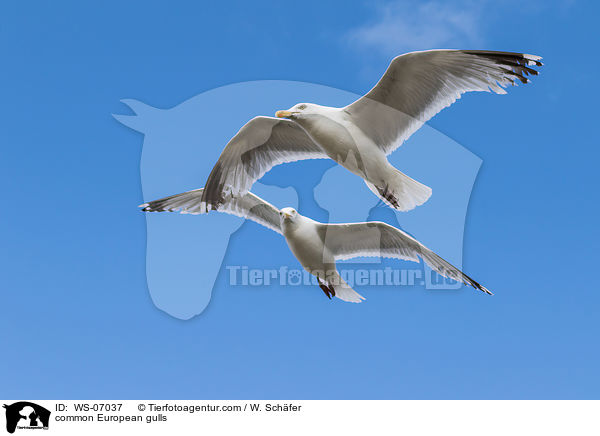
left=297, top=104, right=307, bottom=110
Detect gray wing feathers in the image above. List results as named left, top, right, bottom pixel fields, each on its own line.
left=140, top=188, right=283, bottom=234
left=321, top=222, right=421, bottom=262
left=201, top=116, right=327, bottom=211
left=346, top=49, right=542, bottom=154
left=322, top=221, right=492, bottom=294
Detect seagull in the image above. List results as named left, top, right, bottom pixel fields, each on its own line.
left=140, top=188, right=492, bottom=303
left=200, top=49, right=542, bottom=212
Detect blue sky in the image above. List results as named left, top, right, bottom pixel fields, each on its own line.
left=1, top=0, right=599, bottom=399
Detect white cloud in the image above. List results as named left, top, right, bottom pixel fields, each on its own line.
left=347, top=0, right=484, bottom=56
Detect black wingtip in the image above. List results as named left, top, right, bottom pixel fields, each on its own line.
left=139, top=202, right=161, bottom=212
left=481, top=287, right=494, bottom=296
left=473, top=281, right=493, bottom=295
left=460, top=271, right=493, bottom=295
left=461, top=50, right=543, bottom=85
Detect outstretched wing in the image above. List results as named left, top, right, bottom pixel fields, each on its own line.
left=321, top=221, right=492, bottom=294
left=140, top=188, right=283, bottom=234
left=201, top=116, right=327, bottom=211
left=345, top=49, right=542, bottom=154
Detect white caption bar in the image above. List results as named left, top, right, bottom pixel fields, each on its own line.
left=1, top=400, right=598, bottom=435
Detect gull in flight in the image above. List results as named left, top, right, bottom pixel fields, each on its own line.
left=200, top=50, right=542, bottom=212
left=141, top=188, right=492, bottom=303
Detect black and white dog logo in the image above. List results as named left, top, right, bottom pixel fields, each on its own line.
left=3, top=402, right=50, bottom=433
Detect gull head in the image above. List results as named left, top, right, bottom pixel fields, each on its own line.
left=279, top=207, right=298, bottom=223
left=275, top=103, right=320, bottom=119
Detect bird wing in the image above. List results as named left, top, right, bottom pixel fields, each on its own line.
left=345, top=49, right=542, bottom=155
left=140, top=188, right=283, bottom=234
left=320, top=221, right=491, bottom=294
left=201, top=116, right=328, bottom=211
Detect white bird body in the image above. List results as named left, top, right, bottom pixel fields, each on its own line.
left=285, top=106, right=426, bottom=210
left=279, top=209, right=339, bottom=280
left=281, top=210, right=333, bottom=273
left=291, top=107, right=392, bottom=182
left=279, top=208, right=367, bottom=302
left=141, top=189, right=492, bottom=303
left=199, top=49, right=542, bottom=213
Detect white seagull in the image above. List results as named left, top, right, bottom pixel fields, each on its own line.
left=200, top=49, right=542, bottom=212
left=141, top=188, right=492, bottom=303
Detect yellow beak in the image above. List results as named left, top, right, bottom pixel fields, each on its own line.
left=275, top=110, right=293, bottom=118
left=282, top=211, right=292, bottom=219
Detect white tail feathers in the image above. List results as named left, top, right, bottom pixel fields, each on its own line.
left=332, top=275, right=366, bottom=303
left=365, top=169, right=432, bottom=211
